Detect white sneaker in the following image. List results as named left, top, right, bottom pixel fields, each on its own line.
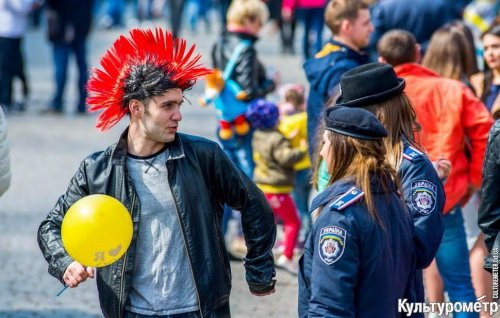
left=276, top=255, right=298, bottom=276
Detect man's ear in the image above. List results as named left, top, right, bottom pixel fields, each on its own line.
left=378, top=56, right=386, bottom=63
left=128, top=99, right=142, bottom=117
left=415, top=44, right=422, bottom=63
left=340, top=19, right=351, bottom=35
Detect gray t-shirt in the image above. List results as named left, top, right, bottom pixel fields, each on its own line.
left=126, top=148, right=199, bottom=315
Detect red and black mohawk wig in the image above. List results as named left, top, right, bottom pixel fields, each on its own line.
left=86, top=28, right=211, bottom=131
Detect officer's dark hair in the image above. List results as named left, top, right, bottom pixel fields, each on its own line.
left=320, top=130, right=400, bottom=224
left=377, top=30, right=418, bottom=67
left=122, top=61, right=186, bottom=109
left=324, top=0, right=369, bottom=35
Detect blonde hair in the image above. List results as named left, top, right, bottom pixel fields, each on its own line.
left=324, top=0, right=369, bottom=35
left=226, top=0, right=269, bottom=26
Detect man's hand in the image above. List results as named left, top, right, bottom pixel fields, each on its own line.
left=250, top=287, right=276, bottom=296
left=63, top=261, right=94, bottom=288
left=249, top=279, right=277, bottom=296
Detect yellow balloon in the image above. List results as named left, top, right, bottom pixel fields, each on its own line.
left=61, top=194, right=133, bottom=267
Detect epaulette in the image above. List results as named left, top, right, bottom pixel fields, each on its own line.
left=315, top=43, right=342, bottom=59
left=329, top=186, right=365, bottom=211
left=402, top=145, right=423, bottom=162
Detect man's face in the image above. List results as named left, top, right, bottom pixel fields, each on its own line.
left=140, top=88, right=183, bottom=144
left=348, top=9, right=374, bottom=50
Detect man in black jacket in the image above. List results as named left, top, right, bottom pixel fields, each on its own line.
left=479, top=120, right=500, bottom=273
left=37, top=28, right=277, bottom=318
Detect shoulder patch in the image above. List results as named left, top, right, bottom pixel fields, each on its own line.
left=319, top=226, right=347, bottom=265
left=403, top=146, right=424, bottom=162
left=411, top=180, right=437, bottom=215
left=329, top=186, right=364, bottom=211
left=315, top=43, right=342, bottom=59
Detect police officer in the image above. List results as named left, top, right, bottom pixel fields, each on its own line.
left=298, top=106, right=415, bottom=317
left=339, top=63, right=445, bottom=307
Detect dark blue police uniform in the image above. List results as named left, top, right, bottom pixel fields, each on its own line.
left=298, top=178, right=415, bottom=318
left=399, top=140, right=445, bottom=311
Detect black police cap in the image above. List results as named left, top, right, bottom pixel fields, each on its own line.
left=324, top=106, right=388, bottom=140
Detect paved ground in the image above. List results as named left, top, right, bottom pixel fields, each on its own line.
left=0, top=16, right=308, bottom=318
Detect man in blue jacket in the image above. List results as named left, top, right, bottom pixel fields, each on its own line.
left=304, top=0, right=372, bottom=159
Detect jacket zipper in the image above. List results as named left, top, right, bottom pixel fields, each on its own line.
left=167, top=163, right=204, bottom=318
left=118, top=192, right=135, bottom=317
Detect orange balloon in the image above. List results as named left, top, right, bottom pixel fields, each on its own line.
left=61, top=194, right=133, bottom=267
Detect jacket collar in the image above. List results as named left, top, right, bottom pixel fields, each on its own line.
left=317, top=39, right=369, bottom=62
left=310, top=175, right=396, bottom=213
left=111, top=127, right=185, bottom=165
left=225, top=30, right=258, bottom=43
left=394, top=63, right=440, bottom=78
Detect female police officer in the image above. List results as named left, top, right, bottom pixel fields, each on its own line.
left=298, top=106, right=415, bottom=317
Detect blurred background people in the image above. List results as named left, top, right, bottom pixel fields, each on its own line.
left=282, top=0, right=327, bottom=60
left=304, top=0, right=372, bottom=160
left=211, top=0, right=276, bottom=257
left=0, top=0, right=36, bottom=112
left=378, top=29, right=493, bottom=317
left=422, top=23, right=493, bottom=317
left=45, top=0, right=93, bottom=114
left=472, top=24, right=500, bottom=119
left=246, top=99, right=306, bottom=274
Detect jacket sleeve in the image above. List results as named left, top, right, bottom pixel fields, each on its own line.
left=272, top=134, right=306, bottom=169
left=461, top=88, right=494, bottom=188
left=37, top=159, right=90, bottom=284
left=0, top=106, right=11, bottom=197
left=212, top=144, right=276, bottom=293
left=308, top=210, right=358, bottom=318
left=479, top=121, right=500, bottom=258
left=400, top=157, right=444, bottom=269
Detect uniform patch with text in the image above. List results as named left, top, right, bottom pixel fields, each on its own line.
left=411, top=180, right=437, bottom=215
left=319, top=226, right=346, bottom=265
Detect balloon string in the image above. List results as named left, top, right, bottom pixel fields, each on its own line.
left=57, top=285, right=69, bottom=296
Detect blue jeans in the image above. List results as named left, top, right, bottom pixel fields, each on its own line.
left=435, top=206, right=478, bottom=318
left=296, top=7, right=325, bottom=60
left=52, top=39, right=88, bottom=112
left=219, top=133, right=254, bottom=235
left=293, top=168, right=312, bottom=242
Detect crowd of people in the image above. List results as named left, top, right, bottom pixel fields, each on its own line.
left=0, top=0, right=497, bottom=317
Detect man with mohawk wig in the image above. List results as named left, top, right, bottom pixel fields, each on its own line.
left=38, top=28, right=277, bottom=318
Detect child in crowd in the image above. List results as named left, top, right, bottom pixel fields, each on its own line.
left=278, top=84, right=312, bottom=244
left=246, top=98, right=307, bottom=274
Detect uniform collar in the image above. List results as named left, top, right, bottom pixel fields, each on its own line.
left=310, top=174, right=397, bottom=213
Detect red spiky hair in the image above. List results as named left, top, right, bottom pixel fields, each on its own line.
left=86, top=28, right=211, bottom=131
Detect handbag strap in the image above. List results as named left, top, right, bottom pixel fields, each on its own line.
left=222, top=40, right=252, bottom=81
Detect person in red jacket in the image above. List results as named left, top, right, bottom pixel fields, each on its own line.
left=377, top=29, right=493, bottom=317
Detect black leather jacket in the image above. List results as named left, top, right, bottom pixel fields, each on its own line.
left=38, top=129, right=276, bottom=317
left=211, top=31, right=275, bottom=101
left=479, top=120, right=500, bottom=272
